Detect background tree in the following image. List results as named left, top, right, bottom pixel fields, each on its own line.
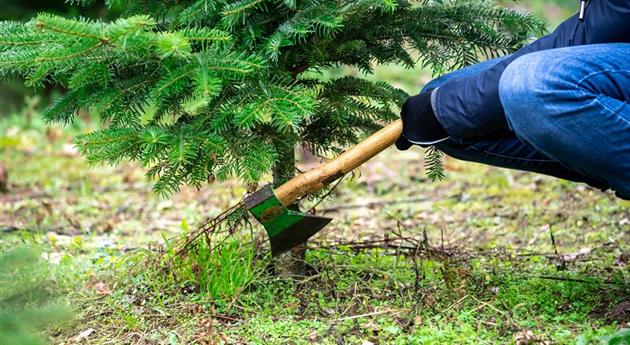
left=0, top=0, right=543, bottom=269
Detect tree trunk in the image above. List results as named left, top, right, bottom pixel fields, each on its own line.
left=0, top=164, right=8, bottom=193
left=272, top=143, right=306, bottom=276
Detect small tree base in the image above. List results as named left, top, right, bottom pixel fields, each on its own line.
left=271, top=144, right=308, bottom=277
left=273, top=244, right=306, bottom=277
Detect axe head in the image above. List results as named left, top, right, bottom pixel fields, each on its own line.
left=244, top=185, right=332, bottom=256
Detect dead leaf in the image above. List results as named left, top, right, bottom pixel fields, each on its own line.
left=72, top=328, right=95, bottom=343
left=40, top=252, right=62, bottom=265
left=41, top=200, right=53, bottom=215
left=514, top=329, right=550, bottom=345
left=561, top=247, right=592, bottom=261
left=514, top=329, right=535, bottom=345
left=414, top=314, right=423, bottom=326
left=186, top=304, right=204, bottom=314
left=99, top=221, right=114, bottom=234
left=94, top=282, right=112, bottom=296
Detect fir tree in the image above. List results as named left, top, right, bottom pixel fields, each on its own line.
left=0, top=0, right=544, bottom=196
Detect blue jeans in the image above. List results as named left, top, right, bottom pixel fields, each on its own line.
left=425, top=43, right=630, bottom=199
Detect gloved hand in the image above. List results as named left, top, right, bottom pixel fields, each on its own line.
left=395, top=89, right=450, bottom=150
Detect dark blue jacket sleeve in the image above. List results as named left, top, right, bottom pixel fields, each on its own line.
left=432, top=0, right=630, bottom=138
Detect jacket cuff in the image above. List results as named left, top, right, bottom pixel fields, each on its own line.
left=400, top=89, right=450, bottom=146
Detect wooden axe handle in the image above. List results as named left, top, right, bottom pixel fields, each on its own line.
left=275, top=119, right=403, bottom=206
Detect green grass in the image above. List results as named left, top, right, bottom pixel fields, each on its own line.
left=1, top=117, right=628, bottom=343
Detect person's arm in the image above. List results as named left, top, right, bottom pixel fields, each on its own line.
left=431, top=0, right=630, bottom=139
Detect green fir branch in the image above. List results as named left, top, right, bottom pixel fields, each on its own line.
left=424, top=146, right=446, bottom=182
left=0, top=0, right=542, bottom=195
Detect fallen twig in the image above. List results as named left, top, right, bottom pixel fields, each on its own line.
left=176, top=200, right=246, bottom=256
left=333, top=308, right=409, bottom=322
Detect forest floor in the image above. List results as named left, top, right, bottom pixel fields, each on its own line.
left=1, top=111, right=629, bottom=344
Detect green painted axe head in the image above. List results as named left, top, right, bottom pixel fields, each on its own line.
left=244, top=185, right=332, bottom=256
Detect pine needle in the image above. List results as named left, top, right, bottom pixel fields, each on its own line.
left=0, top=0, right=542, bottom=195
left=425, top=146, right=446, bottom=182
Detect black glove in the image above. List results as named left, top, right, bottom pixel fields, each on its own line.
left=395, top=90, right=450, bottom=150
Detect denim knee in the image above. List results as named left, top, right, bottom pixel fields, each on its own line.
left=498, top=52, right=555, bottom=146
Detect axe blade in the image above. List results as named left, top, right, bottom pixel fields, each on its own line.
left=244, top=185, right=332, bottom=256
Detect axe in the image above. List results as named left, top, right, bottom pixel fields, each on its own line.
left=244, top=119, right=403, bottom=256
